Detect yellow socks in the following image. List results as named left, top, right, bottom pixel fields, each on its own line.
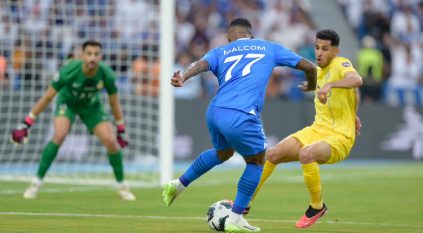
left=301, top=162, right=323, bottom=209
left=249, top=160, right=324, bottom=210
left=250, top=160, right=276, bottom=203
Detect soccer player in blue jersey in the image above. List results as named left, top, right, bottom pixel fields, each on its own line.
left=162, top=18, right=317, bottom=233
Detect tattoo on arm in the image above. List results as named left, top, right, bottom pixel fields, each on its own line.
left=181, top=60, right=209, bottom=81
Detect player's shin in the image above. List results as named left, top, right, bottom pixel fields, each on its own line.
left=36, top=141, right=60, bottom=179
left=178, top=149, right=222, bottom=187
left=251, top=160, right=276, bottom=202
left=226, top=163, right=262, bottom=231
left=301, top=162, right=323, bottom=209
left=243, top=160, right=276, bottom=214
left=108, top=150, right=124, bottom=182
left=233, top=163, right=263, bottom=213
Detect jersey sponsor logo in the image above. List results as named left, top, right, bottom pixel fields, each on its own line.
left=223, top=45, right=266, bottom=56
left=342, top=62, right=351, bottom=67
left=97, top=80, right=104, bottom=90
left=72, top=83, right=82, bottom=88
left=83, top=87, right=96, bottom=91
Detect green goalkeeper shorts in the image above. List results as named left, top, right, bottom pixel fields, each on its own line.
left=55, top=101, right=110, bottom=133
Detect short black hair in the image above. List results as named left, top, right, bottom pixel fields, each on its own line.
left=82, top=40, right=102, bottom=50
left=316, top=29, right=340, bottom=47
left=229, top=18, right=252, bottom=32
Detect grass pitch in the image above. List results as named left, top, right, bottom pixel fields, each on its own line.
left=0, top=161, right=422, bottom=233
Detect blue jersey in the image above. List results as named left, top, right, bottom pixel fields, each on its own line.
left=202, top=38, right=302, bottom=114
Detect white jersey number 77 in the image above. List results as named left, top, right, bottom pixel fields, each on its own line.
left=224, top=53, right=265, bottom=81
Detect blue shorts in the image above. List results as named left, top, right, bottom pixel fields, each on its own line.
left=206, top=106, right=267, bottom=156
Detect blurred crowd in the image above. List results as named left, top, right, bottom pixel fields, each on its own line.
left=339, top=0, right=423, bottom=105
left=0, top=0, right=422, bottom=106
left=174, top=0, right=315, bottom=100
left=0, top=0, right=161, bottom=92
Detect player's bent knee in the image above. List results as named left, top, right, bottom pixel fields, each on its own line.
left=299, top=148, right=312, bottom=164
left=217, top=149, right=234, bottom=161
left=52, top=132, right=68, bottom=145
left=244, top=152, right=265, bottom=165
left=266, top=147, right=292, bottom=164
left=266, top=148, right=279, bottom=164
left=103, top=137, right=120, bottom=151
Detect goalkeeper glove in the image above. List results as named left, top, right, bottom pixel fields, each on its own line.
left=11, top=113, right=36, bottom=144
left=116, top=122, right=129, bottom=148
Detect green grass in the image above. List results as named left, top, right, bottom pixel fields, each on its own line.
left=1, top=162, right=422, bottom=233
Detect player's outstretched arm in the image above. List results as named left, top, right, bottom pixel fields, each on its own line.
left=295, top=58, right=317, bottom=91
left=108, top=93, right=128, bottom=148
left=171, top=60, right=209, bottom=87
left=31, top=86, right=58, bottom=116
left=11, top=86, right=57, bottom=144
left=327, top=71, right=363, bottom=89
left=318, top=71, right=363, bottom=104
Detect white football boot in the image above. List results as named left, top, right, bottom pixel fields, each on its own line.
left=23, top=177, right=43, bottom=199
left=225, top=211, right=261, bottom=233
left=117, top=182, right=136, bottom=201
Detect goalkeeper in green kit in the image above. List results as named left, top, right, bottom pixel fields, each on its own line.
left=11, top=40, right=136, bottom=201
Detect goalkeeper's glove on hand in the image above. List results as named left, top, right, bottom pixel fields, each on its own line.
left=116, top=123, right=129, bottom=148
left=11, top=114, right=35, bottom=144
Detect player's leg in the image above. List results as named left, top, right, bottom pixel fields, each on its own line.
left=92, top=121, right=122, bottom=181
left=225, top=151, right=264, bottom=233
left=244, top=136, right=302, bottom=213
left=219, top=109, right=265, bottom=232
left=162, top=148, right=233, bottom=206
left=92, top=120, right=135, bottom=201
left=179, top=148, right=233, bottom=187
left=23, top=116, right=72, bottom=199
left=163, top=106, right=231, bottom=206
left=256, top=136, right=302, bottom=196
left=296, top=140, right=331, bottom=228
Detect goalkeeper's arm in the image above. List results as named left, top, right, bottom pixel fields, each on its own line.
left=11, top=86, right=57, bottom=144
left=30, top=86, right=58, bottom=117
left=109, top=93, right=128, bottom=148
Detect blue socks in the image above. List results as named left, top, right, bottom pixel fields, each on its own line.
left=232, top=163, right=263, bottom=214
left=179, top=150, right=263, bottom=215
left=179, top=149, right=223, bottom=187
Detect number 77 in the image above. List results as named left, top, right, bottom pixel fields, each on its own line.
left=224, top=53, right=265, bottom=81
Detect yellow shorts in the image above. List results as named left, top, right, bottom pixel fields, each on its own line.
left=290, top=125, right=354, bottom=164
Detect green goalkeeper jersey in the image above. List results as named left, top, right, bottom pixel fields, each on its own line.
left=51, top=60, right=118, bottom=107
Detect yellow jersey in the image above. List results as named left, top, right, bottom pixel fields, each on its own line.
left=313, top=57, right=357, bottom=142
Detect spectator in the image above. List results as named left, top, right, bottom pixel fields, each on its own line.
left=386, top=42, right=422, bottom=106
left=132, top=44, right=160, bottom=97
left=357, top=35, right=384, bottom=103
left=391, top=2, right=420, bottom=44
left=0, top=52, right=9, bottom=85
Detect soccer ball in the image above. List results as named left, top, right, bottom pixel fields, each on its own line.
left=206, top=199, right=233, bottom=231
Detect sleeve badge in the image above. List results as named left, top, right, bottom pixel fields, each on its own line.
left=342, top=62, right=351, bottom=67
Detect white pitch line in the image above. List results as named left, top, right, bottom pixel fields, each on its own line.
left=0, top=212, right=421, bottom=229
left=0, top=187, right=105, bottom=195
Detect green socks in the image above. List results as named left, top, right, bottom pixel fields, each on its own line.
left=108, top=150, right=124, bottom=182
left=36, top=141, right=124, bottom=183
left=37, top=141, right=60, bottom=178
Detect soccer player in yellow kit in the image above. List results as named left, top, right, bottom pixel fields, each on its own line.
left=246, top=29, right=363, bottom=228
